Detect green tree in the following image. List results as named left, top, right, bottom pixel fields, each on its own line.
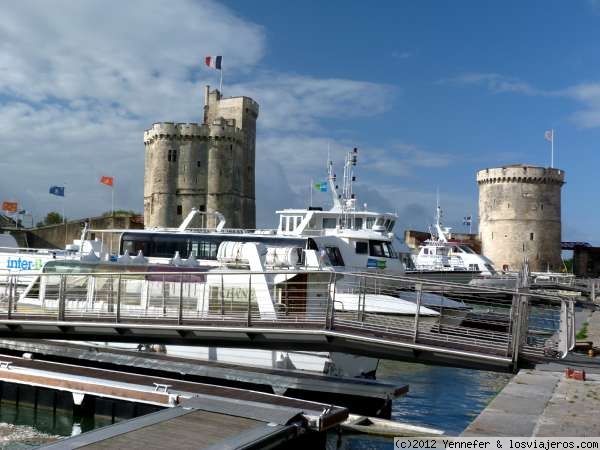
left=102, top=209, right=141, bottom=217
left=37, top=211, right=64, bottom=227
left=563, top=258, right=573, bottom=273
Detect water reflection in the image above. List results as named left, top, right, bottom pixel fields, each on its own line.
left=328, top=360, right=512, bottom=449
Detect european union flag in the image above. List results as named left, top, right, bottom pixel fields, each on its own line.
left=49, top=186, right=65, bottom=197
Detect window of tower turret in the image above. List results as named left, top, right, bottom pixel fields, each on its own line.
left=530, top=233, right=534, bottom=240
left=172, top=149, right=177, bottom=162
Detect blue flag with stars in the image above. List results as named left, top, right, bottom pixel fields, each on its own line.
left=49, top=186, right=65, bottom=197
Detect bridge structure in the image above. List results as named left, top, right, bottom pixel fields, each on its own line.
left=0, top=269, right=575, bottom=373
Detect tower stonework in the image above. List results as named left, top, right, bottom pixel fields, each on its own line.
left=477, top=165, right=565, bottom=272
left=144, top=87, right=258, bottom=229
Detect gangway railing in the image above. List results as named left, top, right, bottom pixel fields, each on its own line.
left=0, top=269, right=575, bottom=372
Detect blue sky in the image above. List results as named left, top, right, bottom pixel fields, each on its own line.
left=1, top=1, right=599, bottom=242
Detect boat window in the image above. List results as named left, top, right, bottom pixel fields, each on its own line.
left=366, top=217, right=375, bottom=229
left=384, top=219, right=391, bottom=230
left=436, top=247, right=448, bottom=255
left=485, top=264, right=496, bottom=274
left=468, top=264, right=480, bottom=271
left=323, top=218, right=337, bottom=229
left=154, top=236, right=188, bottom=258
left=387, top=220, right=395, bottom=231
left=190, top=240, right=220, bottom=260
left=355, top=241, right=368, bottom=254
left=424, top=248, right=429, bottom=255
left=353, top=218, right=363, bottom=230
left=452, top=246, right=460, bottom=253
left=121, top=236, right=152, bottom=257
left=122, top=233, right=308, bottom=261
left=307, top=238, right=319, bottom=250
left=369, top=240, right=391, bottom=258
left=459, top=245, right=476, bottom=254
left=375, top=217, right=384, bottom=226
left=325, top=246, right=345, bottom=266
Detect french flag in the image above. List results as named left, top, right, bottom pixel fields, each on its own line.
left=205, top=55, right=222, bottom=70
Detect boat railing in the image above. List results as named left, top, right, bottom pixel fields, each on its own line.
left=0, top=269, right=575, bottom=369
left=0, top=246, right=72, bottom=256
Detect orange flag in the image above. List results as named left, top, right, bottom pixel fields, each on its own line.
left=2, top=201, right=18, bottom=213
left=100, top=176, right=114, bottom=187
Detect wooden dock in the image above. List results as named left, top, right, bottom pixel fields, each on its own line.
left=0, top=354, right=348, bottom=449
left=0, top=338, right=406, bottom=417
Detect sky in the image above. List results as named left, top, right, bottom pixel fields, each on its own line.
left=1, top=1, right=600, bottom=242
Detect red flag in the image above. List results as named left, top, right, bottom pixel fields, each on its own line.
left=100, top=176, right=114, bottom=187
left=2, top=201, right=18, bottom=213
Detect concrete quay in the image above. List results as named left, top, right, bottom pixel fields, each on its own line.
left=463, top=309, right=600, bottom=437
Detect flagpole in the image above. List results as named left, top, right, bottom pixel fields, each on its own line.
left=551, top=129, right=554, bottom=168
left=219, top=66, right=223, bottom=94
left=63, top=196, right=67, bottom=248
left=310, top=179, right=313, bottom=207
left=111, top=185, right=115, bottom=217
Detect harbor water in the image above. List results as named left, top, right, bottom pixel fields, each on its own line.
left=0, top=359, right=511, bottom=449
left=327, top=360, right=511, bottom=449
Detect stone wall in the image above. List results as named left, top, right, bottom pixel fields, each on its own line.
left=477, top=165, right=564, bottom=272
left=144, top=87, right=258, bottom=229
left=26, top=214, right=143, bottom=252
left=573, top=245, right=600, bottom=278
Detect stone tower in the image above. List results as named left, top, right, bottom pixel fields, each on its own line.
left=143, top=87, right=259, bottom=229
left=477, top=165, right=565, bottom=272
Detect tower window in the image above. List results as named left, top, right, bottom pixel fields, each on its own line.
left=197, top=161, right=201, bottom=167
left=541, top=204, right=544, bottom=210
left=177, top=205, right=182, bottom=215
left=172, top=149, right=177, bottom=162
left=167, top=150, right=171, bottom=162
left=199, top=204, right=206, bottom=212
left=230, top=144, right=233, bottom=150
left=507, top=203, right=510, bottom=208
left=530, top=232, right=534, bottom=240
left=523, top=243, right=525, bottom=251
left=491, top=232, right=494, bottom=240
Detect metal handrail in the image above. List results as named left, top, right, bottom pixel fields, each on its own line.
left=0, top=268, right=574, bottom=368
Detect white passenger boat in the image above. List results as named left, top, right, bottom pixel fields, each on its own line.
left=409, top=206, right=496, bottom=282
left=0, top=231, right=102, bottom=284
left=15, top=235, right=439, bottom=379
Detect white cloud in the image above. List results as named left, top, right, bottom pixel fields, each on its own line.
left=391, top=51, right=412, bottom=60
left=440, top=72, right=600, bottom=129
left=362, top=142, right=453, bottom=177
left=561, top=83, right=600, bottom=128
left=0, top=0, right=402, bottom=224
left=438, top=72, right=541, bottom=95
left=231, top=75, right=394, bottom=132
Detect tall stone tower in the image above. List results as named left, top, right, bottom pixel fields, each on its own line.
left=143, top=87, right=259, bottom=229
left=477, top=165, right=565, bottom=272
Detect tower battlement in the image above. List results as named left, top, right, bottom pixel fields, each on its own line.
left=477, top=165, right=565, bottom=186
left=477, top=164, right=565, bottom=272
left=144, top=86, right=258, bottom=229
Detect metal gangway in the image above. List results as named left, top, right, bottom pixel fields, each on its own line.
left=0, top=269, right=575, bottom=372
